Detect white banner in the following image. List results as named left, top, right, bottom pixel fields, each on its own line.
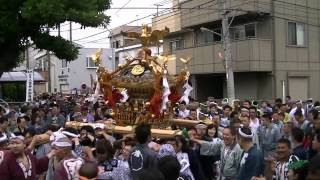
left=26, top=70, right=34, bottom=102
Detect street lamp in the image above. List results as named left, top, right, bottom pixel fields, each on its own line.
left=200, top=27, right=222, bottom=37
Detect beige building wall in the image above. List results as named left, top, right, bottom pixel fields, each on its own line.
left=153, top=0, right=320, bottom=100
left=273, top=0, right=320, bottom=100
left=180, top=0, right=272, bottom=28
left=170, top=39, right=272, bottom=74
left=152, top=11, right=181, bottom=33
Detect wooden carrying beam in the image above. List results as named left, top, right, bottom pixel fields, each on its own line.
left=65, top=122, right=181, bottom=138
left=33, top=121, right=184, bottom=146
left=171, top=119, right=202, bottom=127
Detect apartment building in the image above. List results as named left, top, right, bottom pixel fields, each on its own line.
left=153, top=0, right=320, bottom=101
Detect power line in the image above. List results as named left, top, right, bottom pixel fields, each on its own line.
left=75, top=0, right=244, bottom=43
left=76, top=0, right=260, bottom=45
left=54, top=0, right=320, bottom=46
left=51, top=27, right=83, bottom=33
left=152, top=0, right=172, bottom=6
left=109, top=7, right=226, bottom=10
left=73, top=30, right=109, bottom=41
left=75, top=0, right=188, bottom=42
left=114, top=0, right=133, bottom=15
left=117, top=0, right=220, bottom=34
left=75, top=0, right=251, bottom=44
left=79, top=0, right=320, bottom=45
left=79, top=37, right=108, bottom=44
left=115, top=0, right=320, bottom=41
left=74, top=0, right=214, bottom=43
left=56, top=0, right=246, bottom=44
left=78, top=0, right=224, bottom=43
left=52, top=1, right=319, bottom=36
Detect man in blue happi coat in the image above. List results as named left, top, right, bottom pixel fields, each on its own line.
left=237, top=127, right=265, bottom=180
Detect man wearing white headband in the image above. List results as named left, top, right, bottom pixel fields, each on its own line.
left=61, top=127, right=84, bottom=158
left=237, top=127, right=265, bottom=180
left=52, top=135, right=84, bottom=180
left=0, top=134, right=55, bottom=180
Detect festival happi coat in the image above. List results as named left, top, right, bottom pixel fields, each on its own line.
left=65, top=25, right=198, bottom=137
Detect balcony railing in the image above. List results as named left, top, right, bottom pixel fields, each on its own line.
left=172, top=38, right=272, bottom=74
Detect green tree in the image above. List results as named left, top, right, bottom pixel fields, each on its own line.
left=0, top=0, right=111, bottom=75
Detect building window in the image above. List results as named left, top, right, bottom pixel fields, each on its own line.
left=116, top=41, right=120, bottom=48
left=86, top=57, right=98, bottom=68
left=112, top=41, right=120, bottom=48
left=230, top=23, right=257, bottom=40
left=115, top=56, right=119, bottom=67
left=170, top=41, right=176, bottom=51
left=234, top=26, right=245, bottom=40
left=245, top=23, right=256, bottom=38
left=36, top=56, right=49, bottom=71
left=204, top=31, right=214, bottom=43
left=288, top=22, right=305, bottom=46
left=170, top=39, right=184, bottom=51
left=61, top=59, right=67, bottom=68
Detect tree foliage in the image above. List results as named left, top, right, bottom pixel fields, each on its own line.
left=0, top=0, right=111, bottom=73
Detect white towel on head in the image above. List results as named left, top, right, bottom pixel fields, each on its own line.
left=49, top=131, right=67, bottom=141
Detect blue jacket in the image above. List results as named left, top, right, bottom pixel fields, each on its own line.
left=237, top=145, right=265, bottom=180
left=128, top=143, right=158, bottom=178
left=293, top=144, right=307, bottom=160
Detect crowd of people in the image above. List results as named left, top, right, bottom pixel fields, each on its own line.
left=0, top=93, right=320, bottom=180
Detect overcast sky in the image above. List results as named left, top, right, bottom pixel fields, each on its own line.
left=50, top=0, right=172, bottom=48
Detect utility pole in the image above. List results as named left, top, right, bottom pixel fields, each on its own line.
left=46, top=26, right=51, bottom=93
left=25, top=42, right=30, bottom=69
left=69, top=22, right=72, bottom=41
left=136, top=15, right=139, bottom=26
left=154, top=3, right=163, bottom=55
left=220, top=0, right=235, bottom=101
left=154, top=3, right=162, bottom=17
left=58, top=24, right=61, bottom=37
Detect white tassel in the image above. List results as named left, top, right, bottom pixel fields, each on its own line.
left=179, top=80, right=193, bottom=104
left=161, top=76, right=171, bottom=111
left=92, top=76, right=101, bottom=104
left=120, top=89, right=129, bottom=103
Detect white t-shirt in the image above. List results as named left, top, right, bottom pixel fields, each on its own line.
left=179, top=109, right=190, bottom=118
left=289, top=107, right=305, bottom=127
left=250, top=118, right=260, bottom=132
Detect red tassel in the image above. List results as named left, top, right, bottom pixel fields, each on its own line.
left=150, top=93, right=162, bottom=117
left=112, top=89, right=124, bottom=103
left=105, top=94, right=115, bottom=107
left=169, top=87, right=181, bottom=105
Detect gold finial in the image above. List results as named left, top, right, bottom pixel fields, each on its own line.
left=91, top=48, right=102, bottom=64
left=179, top=57, right=192, bottom=70
left=157, top=55, right=176, bottom=64
left=141, top=24, right=151, bottom=37
left=121, top=26, right=170, bottom=47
